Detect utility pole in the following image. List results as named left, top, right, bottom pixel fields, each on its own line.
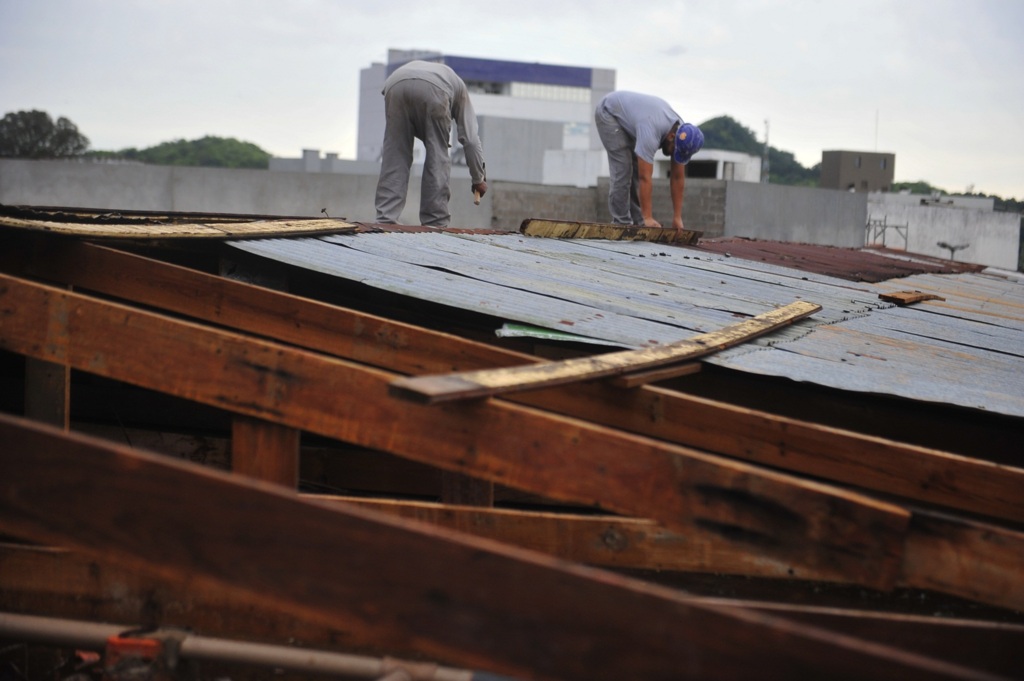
left=762, top=119, right=770, bottom=184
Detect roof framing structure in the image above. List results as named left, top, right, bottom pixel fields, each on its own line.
left=0, top=212, right=1022, bottom=680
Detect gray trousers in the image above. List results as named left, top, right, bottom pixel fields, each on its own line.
left=594, top=101, right=643, bottom=225
left=375, top=79, right=453, bottom=227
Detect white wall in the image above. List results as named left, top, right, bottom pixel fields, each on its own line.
left=542, top=149, right=607, bottom=188
left=725, top=182, right=868, bottom=248
left=867, top=198, right=1019, bottom=269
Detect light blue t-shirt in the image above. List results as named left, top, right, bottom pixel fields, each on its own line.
left=601, top=91, right=682, bottom=164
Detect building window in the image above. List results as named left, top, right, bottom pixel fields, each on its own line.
left=509, top=82, right=590, bottom=102
left=855, top=156, right=862, bottom=168
left=880, top=157, right=887, bottom=170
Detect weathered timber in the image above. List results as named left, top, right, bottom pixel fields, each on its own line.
left=902, top=512, right=1024, bottom=610
left=520, top=218, right=701, bottom=245
left=0, top=215, right=357, bottom=239
left=440, top=471, right=494, bottom=507
left=879, top=291, right=946, bottom=306
left=314, top=496, right=809, bottom=578
left=389, top=301, right=822, bottom=403
left=609, top=361, right=701, bottom=388
left=3, top=542, right=1022, bottom=679
left=231, top=416, right=300, bottom=487
left=24, top=357, right=69, bottom=429
left=0, top=416, right=1002, bottom=681
left=0, top=272, right=911, bottom=589
left=3, top=239, right=1023, bottom=525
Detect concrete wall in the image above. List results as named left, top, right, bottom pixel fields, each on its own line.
left=478, top=117, right=565, bottom=184
left=725, top=182, right=867, bottom=248
left=867, top=198, right=1020, bottom=270
left=0, top=158, right=489, bottom=228
left=491, top=181, right=600, bottom=231
left=7, top=159, right=986, bottom=260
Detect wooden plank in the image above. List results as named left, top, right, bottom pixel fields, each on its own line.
left=24, top=358, right=69, bottom=429
left=440, top=471, right=494, bottom=507
left=3, top=541, right=1022, bottom=680
left=0, top=216, right=358, bottom=239
left=902, top=512, right=1024, bottom=610
left=879, top=291, right=946, bottom=306
left=5, top=239, right=1023, bottom=524
left=313, top=496, right=838, bottom=578
left=389, top=301, right=822, bottom=404
left=231, top=416, right=300, bottom=488
left=0, top=272, right=911, bottom=590
left=520, top=218, right=702, bottom=245
left=609, top=361, right=701, bottom=388
left=0, top=415, right=999, bottom=681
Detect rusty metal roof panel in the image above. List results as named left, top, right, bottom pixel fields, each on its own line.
left=230, top=232, right=1024, bottom=417
left=695, top=237, right=986, bottom=282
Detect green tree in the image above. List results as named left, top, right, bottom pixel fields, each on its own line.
left=99, top=136, right=270, bottom=169
left=697, top=115, right=817, bottom=186
left=0, top=110, right=90, bottom=158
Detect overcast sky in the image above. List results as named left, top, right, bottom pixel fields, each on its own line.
left=2, top=0, right=1022, bottom=198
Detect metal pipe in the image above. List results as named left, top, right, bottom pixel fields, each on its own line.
left=0, top=612, right=516, bottom=681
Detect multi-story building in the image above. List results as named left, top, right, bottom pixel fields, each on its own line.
left=273, top=49, right=757, bottom=187
left=357, top=48, right=615, bottom=185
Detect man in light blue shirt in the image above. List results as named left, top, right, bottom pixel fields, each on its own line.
left=594, top=91, right=704, bottom=230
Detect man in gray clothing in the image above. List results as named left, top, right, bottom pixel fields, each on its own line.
left=375, top=60, right=488, bottom=227
left=594, top=91, right=704, bottom=230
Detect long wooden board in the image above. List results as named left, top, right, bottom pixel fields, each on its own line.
left=520, top=218, right=702, bottom=245
left=0, top=415, right=1000, bottom=681
left=389, top=301, right=821, bottom=403
left=3, top=238, right=1022, bottom=526
left=0, top=215, right=357, bottom=239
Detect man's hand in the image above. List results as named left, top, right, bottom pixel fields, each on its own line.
left=472, top=181, right=488, bottom=198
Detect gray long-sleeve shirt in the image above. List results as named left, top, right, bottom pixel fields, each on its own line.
left=383, top=61, right=487, bottom=184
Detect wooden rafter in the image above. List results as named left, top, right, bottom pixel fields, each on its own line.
left=0, top=414, right=1003, bottom=681
left=0, top=270, right=911, bottom=590
left=2, top=271, right=1024, bottom=612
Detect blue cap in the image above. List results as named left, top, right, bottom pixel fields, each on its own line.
left=673, top=122, right=704, bottom=164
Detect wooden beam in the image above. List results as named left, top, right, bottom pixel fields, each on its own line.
left=0, top=415, right=1000, bottom=681
left=440, top=471, right=494, bottom=507
left=879, top=291, right=946, bottom=306
left=231, top=416, right=300, bottom=488
left=902, top=512, right=1024, bottom=609
left=0, top=215, right=357, bottom=239
left=520, top=218, right=702, bottom=245
left=608, top=361, right=701, bottom=388
left=3, top=542, right=1021, bottom=680
left=24, top=358, right=69, bottom=429
left=389, top=301, right=821, bottom=403
left=0, top=272, right=911, bottom=590
left=314, top=496, right=810, bottom=578
left=4, top=239, right=1022, bottom=524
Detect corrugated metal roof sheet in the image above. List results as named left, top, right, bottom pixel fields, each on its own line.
left=231, top=232, right=1024, bottom=418
left=696, top=237, right=986, bottom=282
